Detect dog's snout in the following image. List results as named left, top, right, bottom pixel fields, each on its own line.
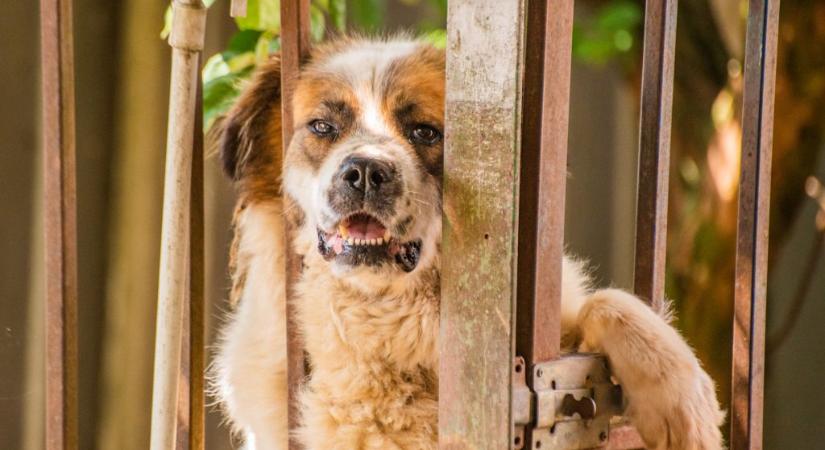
left=339, top=156, right=396, bottom=194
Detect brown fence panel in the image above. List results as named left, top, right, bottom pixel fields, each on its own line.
left=731, top=0, right=781, bottom=449
left=279, top=1, right=311, bottom=448
left=634, top=0, right=678, bottom=306
left=41, top=0, right=79, bottom=448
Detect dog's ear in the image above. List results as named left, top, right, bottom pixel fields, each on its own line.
left=219, top=54, right=283, bottom=181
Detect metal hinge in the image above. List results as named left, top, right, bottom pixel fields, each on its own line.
left=512, top=354, right=625, bottom=450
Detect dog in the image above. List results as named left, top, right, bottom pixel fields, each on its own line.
left=212, top=36, right=725, bottom=450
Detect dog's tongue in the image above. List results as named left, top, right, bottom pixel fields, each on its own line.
left=343, top=213, right=386, bottom=239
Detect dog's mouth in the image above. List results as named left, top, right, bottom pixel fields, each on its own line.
left=317, top=212, right=422, bottom=272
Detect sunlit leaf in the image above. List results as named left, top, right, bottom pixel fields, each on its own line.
left=203, top=53, right=231, bottom=82
left=235, top=0, right=281, bottom=33
left=255, top=32, right=274, bottom=62
left=422, top=29, right=447, bottom=49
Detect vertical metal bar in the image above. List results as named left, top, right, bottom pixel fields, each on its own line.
left=516, top=0, right=574, bottom=368
left=731, top=0, right=780, bottom=448
left=188, top=73, right=206, bottom=450
left=515, top=0, right=574, bottom=445
left=151, top=2, right=206, bottom=449
left=633, top=0, right=678, bottom=305
left=41, top=0, right=78, bottom=448
left=439, top=1, right=527, bottom=447
left=279, top=1, right=311, bottom=448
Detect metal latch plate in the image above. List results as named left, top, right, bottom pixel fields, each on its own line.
left=513, top=353, right=624, bottom=450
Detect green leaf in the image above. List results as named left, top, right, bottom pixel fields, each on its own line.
left=203, top=68, right=254, bottom=131
left=310, top=4, right=326, bottom=42
left=161, top=6, right=173, bottom=39
left=203, top=52, right=231, bottom=82
left=235, top=0, right=281, bottom=33
left=422, top=29, right=447, bottom=49
left=328, top=0, right=346, bottom=31
left=350, top=0, right=383, bottom=32
left=572, top=0, right=643, bottom=66
left=254, top=32, right=274, bottom=62
left=227, top=29, right=264, bottom=55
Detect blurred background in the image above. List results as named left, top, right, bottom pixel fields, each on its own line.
left=1, top=0, right=823, bottom=448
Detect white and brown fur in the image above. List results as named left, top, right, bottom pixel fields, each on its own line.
left=212, top=36, right=725, bottom=450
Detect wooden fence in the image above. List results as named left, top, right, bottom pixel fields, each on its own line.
left=39, top=0, right=780, bottom=448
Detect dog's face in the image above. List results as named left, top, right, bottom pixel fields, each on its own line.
left=221, top=38, right=445, bottom=288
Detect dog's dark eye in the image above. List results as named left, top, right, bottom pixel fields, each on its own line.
left=409, top=124, right=442, bottom=145
left=309, top=120, right=337, bottom=137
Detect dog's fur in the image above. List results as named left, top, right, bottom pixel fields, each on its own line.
left=212, top=36, right=725, bottom=450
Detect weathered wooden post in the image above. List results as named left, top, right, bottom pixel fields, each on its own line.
left=150, top=1, right=207, bottom=449
left=40, top=0, right=79, bottom=448
left=439, top=0, right=529, bottom=447
left=731, top=1, right=780, bottom=449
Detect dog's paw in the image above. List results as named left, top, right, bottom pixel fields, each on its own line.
left=578, top=289, right=725, bottom=450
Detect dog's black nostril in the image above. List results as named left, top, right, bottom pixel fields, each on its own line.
left=343, top=166, right=363, bottom=190
left=369, top=168, right=386, bottom=188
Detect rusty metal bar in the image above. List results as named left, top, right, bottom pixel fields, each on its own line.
left=439, top=1, right=527, bottom=447
left=633, top=0, right=678, bottom=305
left=150, top=2, right=207, bottom=449
left=279, top=1, right=311, bottom=448
left=516, top=0, right=573, bottom=367
left=515, top=0, right=574, bottom=445
left=41, top=0, right=79, bottom=448
left=731, top=0, right=780, bottom=448
left=189, top=72, right=206, bottom=450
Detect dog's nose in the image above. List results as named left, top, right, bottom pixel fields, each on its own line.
left=339, top=156, right=395, bottom=194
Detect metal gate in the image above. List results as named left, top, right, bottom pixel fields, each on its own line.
left=39, top=0, right=780, bottom=448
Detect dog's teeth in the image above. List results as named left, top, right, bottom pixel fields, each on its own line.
left=383, top=230, right=391, bottom=240
left=376, top=237, right=384, bottom=245
left=346, top=237, right=354, bottom=245
left=338, top=224, right=349, bottom=238
left=356, top=238, right=364, bottom=245
left=370, top=238, right=377, bottom=245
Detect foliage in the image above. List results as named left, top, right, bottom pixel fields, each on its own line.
left=572, top=0, right=643, bottom=67
left=162, top=0, right=641, bottom=131
left=161, top=0, right=446, bottom=131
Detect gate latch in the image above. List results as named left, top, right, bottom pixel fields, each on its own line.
left=512, top=354, right=624, bottom=449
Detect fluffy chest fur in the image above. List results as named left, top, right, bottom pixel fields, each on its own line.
left=295, top=242, right=441, bottom=449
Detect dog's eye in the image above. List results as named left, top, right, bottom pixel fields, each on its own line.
left=409, top=124, right=442, bottom=146
left=309, top=120, right=337, bottom=137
